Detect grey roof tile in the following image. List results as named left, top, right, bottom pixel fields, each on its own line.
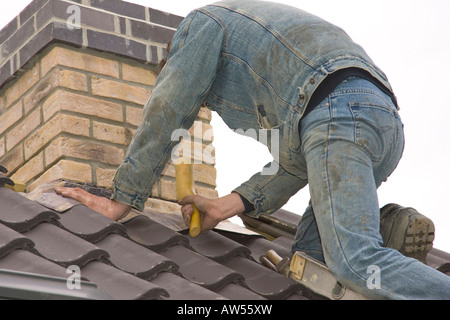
left=272, top=236, right=296, bottom=251
left=218, top=231, right=292, bottom=262
left=23, top=222, right=109, bottom=268
left=239, top=208, right=301, bottom=239
left=216, top=283, right=267, bottom=300
left=426, top=248, right=450, bottom=272
left=271, top=209, right=302, bottom=229
left=58, top=204, right=127, bottom=242
left=286, top=293, right=310, bottom=300
left=160, top=244, right=244, bottom=291
left=81, top=261, right=168, bottom=300
left=94, top=233, right=178, bottom=279
left=0, top=224, right=34, bottom=258
left=223, top=256, right=304, bottom=300
left=183, top=229, right=251, bottom=263
left=123, top=215, right=189, bottom=252
left=0, top=187, right=59, bottom=232
left=150, top=271, right=227, bottom=300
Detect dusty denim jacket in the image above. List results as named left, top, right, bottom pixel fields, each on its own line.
left=112, top=0, right=395, bottom=215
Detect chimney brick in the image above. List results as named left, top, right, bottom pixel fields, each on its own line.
left=0, top=0, right=217, bottom=210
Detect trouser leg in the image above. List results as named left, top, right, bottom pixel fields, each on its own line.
left=292, top=201, right=324, bottom=262
left=296, top=78, right=450, bottom=299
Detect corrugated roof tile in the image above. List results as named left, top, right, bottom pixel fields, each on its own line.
left=183, top=230, right=251, bottom=263
left=81, top=261, right=168, bottom=300
left=95, top=233, right=178, bottom=279
left=426, top=248, right=450, bottom=273
left=160, top=244, right=244, bottom=291
left=0, top=224, right=34, bottom=258
left=150, top=271, right=227, bottom=300
left=23, top=222, right=109, bottom=268
left=223, top=256, right=304, bottom=300
left=216, top=282, right=267, bottom=300
left=123, top=215, right=189, bottom=252
left=0, top=187, right=59, bottom=232
left=58, top=204, right=127, bottom=242
left=218, top=231, right=292, bottom=262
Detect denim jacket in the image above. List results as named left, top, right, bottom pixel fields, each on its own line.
left=112, top=0, right=395, bottom=216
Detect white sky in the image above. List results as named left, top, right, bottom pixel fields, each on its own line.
left=1, top=0, right=449, bottom=253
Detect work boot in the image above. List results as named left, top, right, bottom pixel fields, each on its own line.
left=379, top=204, right=435, bottom=264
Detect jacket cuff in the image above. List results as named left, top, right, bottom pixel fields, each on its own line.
left=233, top=184, right=269, bottom=218
left=111, top=184, right=147, bottom=212
left=235, top=192, right=255, bottom=214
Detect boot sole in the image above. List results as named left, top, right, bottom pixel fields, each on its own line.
left=402, top=213, right=435, bottom=262
left=383, top=208, right=435, bottom=263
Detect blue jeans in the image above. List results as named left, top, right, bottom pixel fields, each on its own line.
left=292, top=77, right=450, bottom=299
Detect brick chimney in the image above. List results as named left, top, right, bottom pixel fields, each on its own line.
left=0, top=0, right=218, bottom=210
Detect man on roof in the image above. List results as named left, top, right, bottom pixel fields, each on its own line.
left=56, top=0, right=450, bottom=299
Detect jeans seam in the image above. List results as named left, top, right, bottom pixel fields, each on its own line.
left=332, top=88, right=393, bottom=107
left=322, top=124, right=395, bottom=297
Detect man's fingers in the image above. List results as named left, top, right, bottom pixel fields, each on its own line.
left=55, top=186, right=82, bottom=199
left=55, top=186, right=132, bottom=221
left=178, top=195, right=197, bottom=206
left=55, top=187, right=95, bottom=207
left=181, top=203, right=194, bottom=227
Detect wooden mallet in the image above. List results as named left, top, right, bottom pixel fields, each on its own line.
left=175, top=158, right=201, bottom=237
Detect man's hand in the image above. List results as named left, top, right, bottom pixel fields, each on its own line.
left=55, top=187, right=132, bottom=221
left=179, top=192, right=246, bottom=233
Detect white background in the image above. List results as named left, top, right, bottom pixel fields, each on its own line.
left=1, top=0, right=449, bottom=253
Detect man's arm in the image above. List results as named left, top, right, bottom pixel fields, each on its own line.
left=178, top=161, right=308, bottom=232
left=56, top=11, right=224, bottom=219
left=55, top=187, right=131, bottom=220
left=179, top=192, right=245, bottom=232
left=233, top=161, right=308, bottom=218
left=111, top=10, right=225, bottom=212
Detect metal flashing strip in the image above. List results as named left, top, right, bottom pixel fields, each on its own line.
left=0, top=269, right=112, bottom=300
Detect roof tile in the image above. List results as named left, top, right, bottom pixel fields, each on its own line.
left=0, top=224, right=34, bottom=258
left=94, top=233, right=178, bottom=279
left=23, top=222, right=109, bottom=268
left=81, top=261, right=168, bottom=300
left=218, top=230, right=292, bottom=262
left=183, top=229, right=251, bottom=263
left=123, top=215, right=189, bottom=252
left=0, top=187, right=59, bottom=232
left=426, top=248, right=450, bottom=273
left=58, top=204, right=127, bottom=242
left=150, top=271, right=227, bottom=300
left=160, top=244, right=244, bottom=291
left=223, top=256, right=304, bottom=299
left=216, top=283, right=267, bottom=300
